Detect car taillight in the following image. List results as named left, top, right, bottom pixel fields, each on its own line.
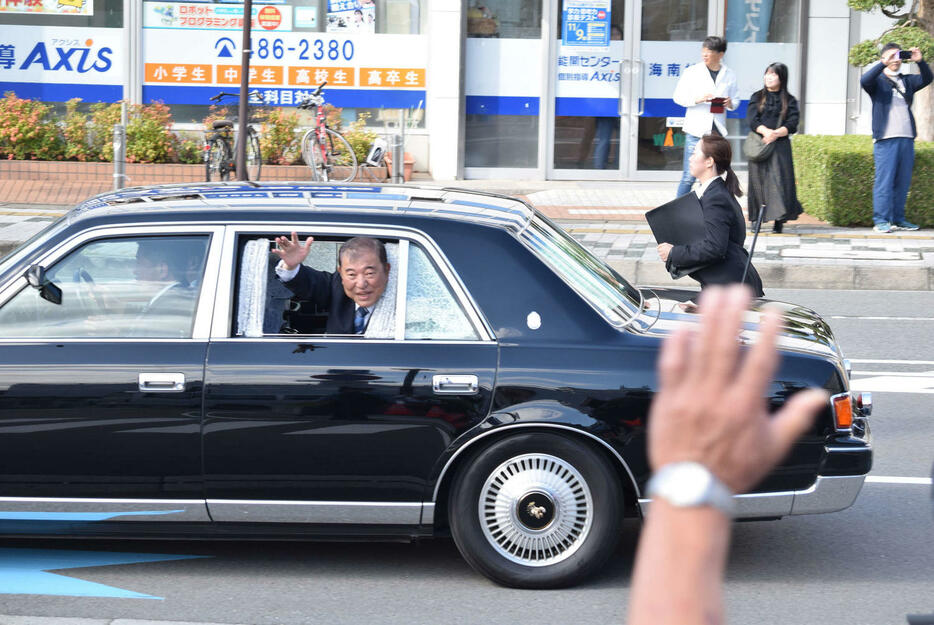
left=855, top=391, right=872, bottom=416
left=831, top=392, right=853, bottom=430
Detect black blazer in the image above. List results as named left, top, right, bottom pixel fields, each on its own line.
left=666, top=177, right=764, bottom=297
left=282, top=265, right=357, bottom=334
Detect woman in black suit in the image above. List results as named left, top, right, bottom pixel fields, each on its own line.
left=657, top=134, right=764, bottom=297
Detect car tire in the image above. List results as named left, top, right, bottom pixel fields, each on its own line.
left=448, top=432, right=623, bottom=588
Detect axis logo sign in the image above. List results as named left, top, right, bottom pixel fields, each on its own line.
left=0, top=26, right=124, bottom=102
left=18, top=39, right=113, bottom=73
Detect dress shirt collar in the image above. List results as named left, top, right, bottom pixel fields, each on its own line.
left=693, top=173, right=725, bottom=199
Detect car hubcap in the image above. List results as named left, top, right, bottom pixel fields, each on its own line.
left=479, top=453, right=593, bottom=567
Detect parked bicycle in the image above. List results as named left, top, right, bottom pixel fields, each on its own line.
left=298, top=82, right=358, bottom=182
left=204, top=91, right=262, bottom=182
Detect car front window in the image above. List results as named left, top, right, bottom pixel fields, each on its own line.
left=522, top=216, right=642, bottom=329
left=0, top=235, right=209, bottom=339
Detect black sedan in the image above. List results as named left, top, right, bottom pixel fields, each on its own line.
left=0, top=182, right=871, bottom=588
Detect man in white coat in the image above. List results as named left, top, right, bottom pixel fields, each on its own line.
left=672, top=36, right=740, bottom=197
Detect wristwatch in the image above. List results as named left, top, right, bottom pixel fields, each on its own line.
left=646, top=461, right=736, bottom=517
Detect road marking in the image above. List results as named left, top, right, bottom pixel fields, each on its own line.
left=829, top=316, right=934, bottom=321
left=866, top=476, right=932, bottom=485
left=852, top=371, right=934, bottom=377
left=849, top=374, right=934, bottom=394
left=850, top=359, right=934, bottom=365
left=0, top=548, right=206, bottom=599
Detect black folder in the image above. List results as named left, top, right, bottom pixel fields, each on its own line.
left=645, top=192, right=710, bottom=278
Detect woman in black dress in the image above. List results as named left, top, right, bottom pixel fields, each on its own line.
left=657, top=134, right=764, bottom=297
left=746, top=62, right=803, bottom=234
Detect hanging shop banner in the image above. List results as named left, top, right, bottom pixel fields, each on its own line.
left=142, top=27, right=426, bottom=108
left=0, top=0, right=92, bottom=15
left=0, top=26, right=123, bottom=102
left=325, top=0, right=375, bottom=33
left=143, top=2, right=294, bottom=32
left=561, top=0, right=610, bottom=48
left=725, top=0, right=774, bottom=43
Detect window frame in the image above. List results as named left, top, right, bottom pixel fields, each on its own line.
left=0, top=224, right=225, bottom=342
left=213, top=223, right=496, bottom=343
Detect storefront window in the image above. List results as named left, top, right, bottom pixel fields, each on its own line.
left=0, top=0, right=123, bottom=27
left=465, top=0, right=543, bottom=169
left=466, top=0, right=541, bottom=39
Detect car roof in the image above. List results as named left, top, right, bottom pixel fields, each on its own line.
left=68, top=182, right=537, bottom=234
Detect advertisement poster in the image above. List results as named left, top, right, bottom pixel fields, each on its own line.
left=561, top=0, right=610, bottom=48
left=142, top=28, right=425, bottom=108
left=0, top=26, right=123, bottom=102
left=0, top=0, right=92, bottom=15
left=143, top=2, right=294, bottom=32
left=326, top=0, right=375, bottom=33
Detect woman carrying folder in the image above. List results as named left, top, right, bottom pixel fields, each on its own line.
left=657, top=134, right=764, bottom=297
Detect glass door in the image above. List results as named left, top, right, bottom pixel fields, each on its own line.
left=629, top=0, right=711, bottom=179
left=548, top=0, right=632, bottom=179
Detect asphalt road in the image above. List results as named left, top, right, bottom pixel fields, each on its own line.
left=1, top=289, right=932, bottom=625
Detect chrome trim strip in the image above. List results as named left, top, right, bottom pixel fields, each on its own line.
left=0, top=496, right=210, bottom=522
left=431, top=422, right=641, bottom=502
left=209, top=338, right=493, bottom=345
left=636, top=474, right=867, bottom=518
left=207, top=499, right=423, bottom=524
left=421, top=502, right=435, bottom=525
left=789, top=474, right=866, bottom=515
left=826, top=445, right=872, bottom=453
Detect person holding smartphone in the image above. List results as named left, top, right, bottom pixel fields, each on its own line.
left=860, top=43, right=932, bottom=233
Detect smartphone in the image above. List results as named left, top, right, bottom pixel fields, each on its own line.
left=899, top=50, right=913, bottom=60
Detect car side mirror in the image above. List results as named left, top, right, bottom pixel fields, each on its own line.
left=24, top=264, right=62, bottom=305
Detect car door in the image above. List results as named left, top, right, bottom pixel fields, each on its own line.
left=0, top=225, right=223, bottom=523
left=203, top=225, right=498, bottom=525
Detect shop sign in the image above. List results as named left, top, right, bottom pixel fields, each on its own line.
left=0, top=0, right=92, bottom=15
left=143, top=2, right=294, bottom=32
left=142, top=29, right=427, bottom=108
left=561, top=0, right=610, bottom=48
left=0, top=26, right=123, bottom=102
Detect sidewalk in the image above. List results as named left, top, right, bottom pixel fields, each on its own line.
left=3, top=177, right=934, bottom=290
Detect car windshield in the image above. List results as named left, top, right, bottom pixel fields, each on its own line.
left=522, top=215, right=642, bottom=329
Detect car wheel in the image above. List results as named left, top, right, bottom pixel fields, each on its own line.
left=448, top=432, right=623, bottom=588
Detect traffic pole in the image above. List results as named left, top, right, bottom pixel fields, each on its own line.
left=236, top=0, right=253, bottom=181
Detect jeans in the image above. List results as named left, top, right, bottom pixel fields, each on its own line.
left=676, top=133, right=701, bottom=197
left=873, top=137, right=914, bottom=225
left=593, top=117, right=617, bottom=169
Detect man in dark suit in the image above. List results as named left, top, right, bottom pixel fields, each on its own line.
left=272, top=233, right=390, bottom=334
left=860, top=43, right=932, bottom=233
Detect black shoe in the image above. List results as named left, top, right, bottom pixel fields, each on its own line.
left=771, top=220, right=784, bottom=234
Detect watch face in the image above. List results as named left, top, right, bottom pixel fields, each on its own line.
left=669, top=463, right=712, bottom=506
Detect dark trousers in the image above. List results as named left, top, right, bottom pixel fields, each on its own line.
left=873, top=137, right=914, bottom=226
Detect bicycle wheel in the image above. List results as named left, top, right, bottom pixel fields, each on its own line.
left=205, top=136, right=231, bottom=182
left=301, top=129, right=326, bottom=181
left=245, top=130, right=262, bottom=181
left=324, top=128, right=358, bottom=182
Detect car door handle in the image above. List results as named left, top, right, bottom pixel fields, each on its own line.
left=138, top=373, right=186, bottom=393
left=432, top=374, right=479, bottom=395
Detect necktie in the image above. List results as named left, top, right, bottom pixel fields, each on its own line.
left=354, top=306, right=369, bottom=334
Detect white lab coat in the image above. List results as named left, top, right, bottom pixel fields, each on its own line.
left=672, top=62, right=739, bottom=138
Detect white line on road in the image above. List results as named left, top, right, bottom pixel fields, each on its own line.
left=849, top=374, right=934, bottom=393
left=852, top=371, right=934, bottom=377
left=849, top=359, right=934, bottom=365
left=866, top=476, right=933, bottom=485
left=829, top=316, right=934, bottom=321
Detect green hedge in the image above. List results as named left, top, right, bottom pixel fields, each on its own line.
left=792, top=134, right=934, bottom=227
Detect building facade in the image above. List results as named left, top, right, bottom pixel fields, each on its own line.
left=0, top=0, right=896, bottom=181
